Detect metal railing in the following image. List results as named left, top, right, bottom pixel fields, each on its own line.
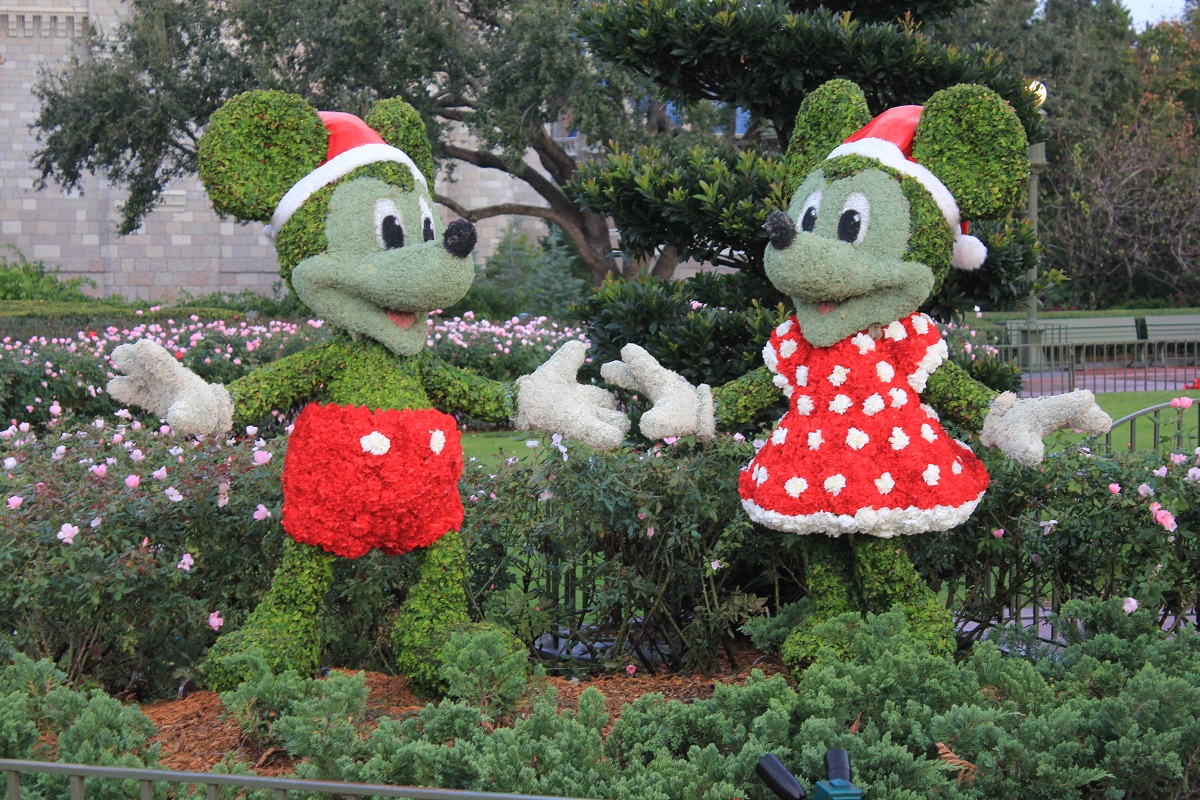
left=0, top=760, right=591, bottom=800
left=1103, top=400, right=1200, bottom=454
left=997, top=339, right=1200, bottom=396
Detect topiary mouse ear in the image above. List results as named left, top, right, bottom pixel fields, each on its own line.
left=911, top=84, right=1029, bottom=221
left=198, top=90, right=328, bottom=222
left=785, top=80, right=871, bottom=192
left=364, top=99, right=436, bottom=189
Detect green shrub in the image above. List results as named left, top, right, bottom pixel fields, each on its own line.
left=0, top=250, right=97, bottom=302
left=439, top=625, right=531, bottom=721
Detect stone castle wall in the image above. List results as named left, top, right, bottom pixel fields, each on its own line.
left=0, top=0, right=551, bottom=301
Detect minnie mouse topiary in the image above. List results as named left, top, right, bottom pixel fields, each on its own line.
left=603, top=81, right=1112, bottom=663
left=106, top=90, right=628, bottom=691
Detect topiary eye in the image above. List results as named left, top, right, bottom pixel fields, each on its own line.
left=837, top=192, right=870, bottom=245
left=375, top=199, right=405, bottom=249
left=419, top=196, right=436, bottom=242
left=799, top=191, right=821, bottom=233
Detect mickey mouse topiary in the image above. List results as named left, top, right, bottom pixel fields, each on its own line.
left=603, top=81, right=1112, bottom=663
left=107, top=90, right=630, bottom=692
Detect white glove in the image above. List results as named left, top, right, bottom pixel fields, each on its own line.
left=600, top=343, right=715, bottom=442
left=107, top=339, right=234, bottom=437
left=980, top=389, right=1111, bottom=467
left=514, top=341, right=630, bottom=450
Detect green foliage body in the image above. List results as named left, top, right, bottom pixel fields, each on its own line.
left=393, top=531, right=473, bottom=696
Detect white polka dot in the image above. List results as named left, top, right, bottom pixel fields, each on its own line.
left=912, top=314, right=930, bottom=335
left=922, top=404, right=940, bottom=420
left=884, top=321, right=907, bottom=341
left=772, top=427, right=788, bottom=445
left=429, top=430, right=446, bottom=455
left=829, top=394, right=853, bottom=414
left=824, top=474, right=846, bottom=496
left=753, top=464, right=769, bottom=485
left=795, top=366, right=808, bottom=386
left=808, top=430, right=824, bottom=450
left=889, top=388, right=909, bottom=407
left=795, top=395, right=814, bottom=415
left=921, top=424, right=937, bottom=443
left=776, top=319, right=794, bottom=337
left=955, top=439, right=973, bottom=451
left=779, top=339, right=798, bottom=359
left=785, top=477, right=808, bottom=497
left=851, top=332, right=876, bottom=354
left=773, top=374, right=789, bottom=390
left=782, top=384, right=795, bottom=398
left=829, top=365, right=850, bottom=386
left=846, top=428, right=869, bottom=450
left=763, top=343, right=779, bottom=373
left=862, top=394, right=885, bottom=416
left=876, top=361, right=895, bottom=382
left=889, top=427, right=910, bottom=450
left=952, top=459, right=963, bottom=475
left=360, top=431, right=392, bottom=456
left=923, top=464, right=940, bottom=486
left=874, top=472, right=895, bottom=494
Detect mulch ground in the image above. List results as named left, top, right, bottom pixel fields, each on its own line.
left=140, top=648, right=786, bottom=776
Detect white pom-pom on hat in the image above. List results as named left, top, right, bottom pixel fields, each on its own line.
left=953, top=232, right=988, bottom=271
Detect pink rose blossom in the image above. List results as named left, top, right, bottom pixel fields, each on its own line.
left=245, top=426, right=258, bottom=436
left=252, top=450, right=272, bottom=465
left=1170, top=397, right=1193, bottom=409
left=160, top=425, right=171, bottom=435
left=625, top=664, right=637, bottom=675
left=152, top=466, right=168, bottom=480
left=1172, top=453, right=1188, bottom=465
left=177, top=553, right=194, bottom=571
left=164, top=487, right=183, bottom=502
left=1150, top=501, right=1162, bottom=513
left=208, top=612, right=224, bottom=631
left=992, top=528, right=1005, bottom=538
left=124, top=474, right=141, bottom=489
left=1108, top=483, right=1121, bottom=494
left=1154, top=508, right=1177, bottom=532
left=48, top=402, right=61, bottom=416
left=647, top=527, right=655, bottom=538
left=1153, top=466, right=1168, bottom=478
left=7, top=496, right=22, bottom=510
left=1138, top=483, right=1155, bottom=498
left=89, top=464, right=107, bottom=478
left=130, top=449, right=145, bottom=462
left=253, top=503, right=272, bottom=521
left=1123, top=597, right=1139, bottom=614
left=112, top=434, right=123, bottom=444
left=57, top=523, right=78, bottom=545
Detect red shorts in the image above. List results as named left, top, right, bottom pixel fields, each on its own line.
left=280, top=403, right=464, bottom=558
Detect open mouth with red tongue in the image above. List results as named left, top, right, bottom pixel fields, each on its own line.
left=817, top=301, right=840, bottom=316
left=386, top=310, right=418, bottom=329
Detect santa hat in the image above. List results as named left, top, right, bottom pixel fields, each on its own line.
left=267, top=111, right=428, bottom=238
left=825, top=105, right=988, bottom=271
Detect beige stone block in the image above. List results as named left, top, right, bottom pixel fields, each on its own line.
left=1, top=221, right=20, bottom=234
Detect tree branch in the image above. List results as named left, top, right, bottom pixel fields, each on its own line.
left=433, top=193, right=568, bottom=225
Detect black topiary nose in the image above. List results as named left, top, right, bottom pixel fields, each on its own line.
left=443, top=219, right=477, bottom=258
left=764, top=210, right=796, bottom=250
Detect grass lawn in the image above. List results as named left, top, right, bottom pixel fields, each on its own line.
left=461, top=430, right=536, bottom=470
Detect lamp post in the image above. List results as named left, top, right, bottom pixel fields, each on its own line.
left=1023, top=82, right=1049, bottom=367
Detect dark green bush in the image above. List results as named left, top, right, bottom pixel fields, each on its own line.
left=570, top=272, right=788, bottom=431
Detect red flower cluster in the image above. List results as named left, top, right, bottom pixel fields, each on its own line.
left=281, top=403, right=464, bottom=558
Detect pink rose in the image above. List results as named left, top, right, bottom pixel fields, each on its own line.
left=125, top=474, right=141, bottom=489
left=90, top=464, right=107, bottom=478
left=1108, top=483, right=1121, bottom=494
left=7, top=496, right=23, bottom=510
left=57, top=523, right=78, bottom=545
left=152, top=466, right=168, bottom=480
left=625, top=664, right=637, bottom=675
left=208, top=611, right=224, bottom=631
left=177, top=553, right=194, bottom=571
left=1123, top=597, right=1139, bottom=614
left=252, top=450, right=272, bottom=466
left=992, top=528, right=1005, bottom=538
left=1154, top=508, right=1177, bottom=532
left=253, top=503, right=272, bottom=521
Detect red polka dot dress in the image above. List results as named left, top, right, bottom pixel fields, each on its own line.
left=739, top=312, right=989, bottom=537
